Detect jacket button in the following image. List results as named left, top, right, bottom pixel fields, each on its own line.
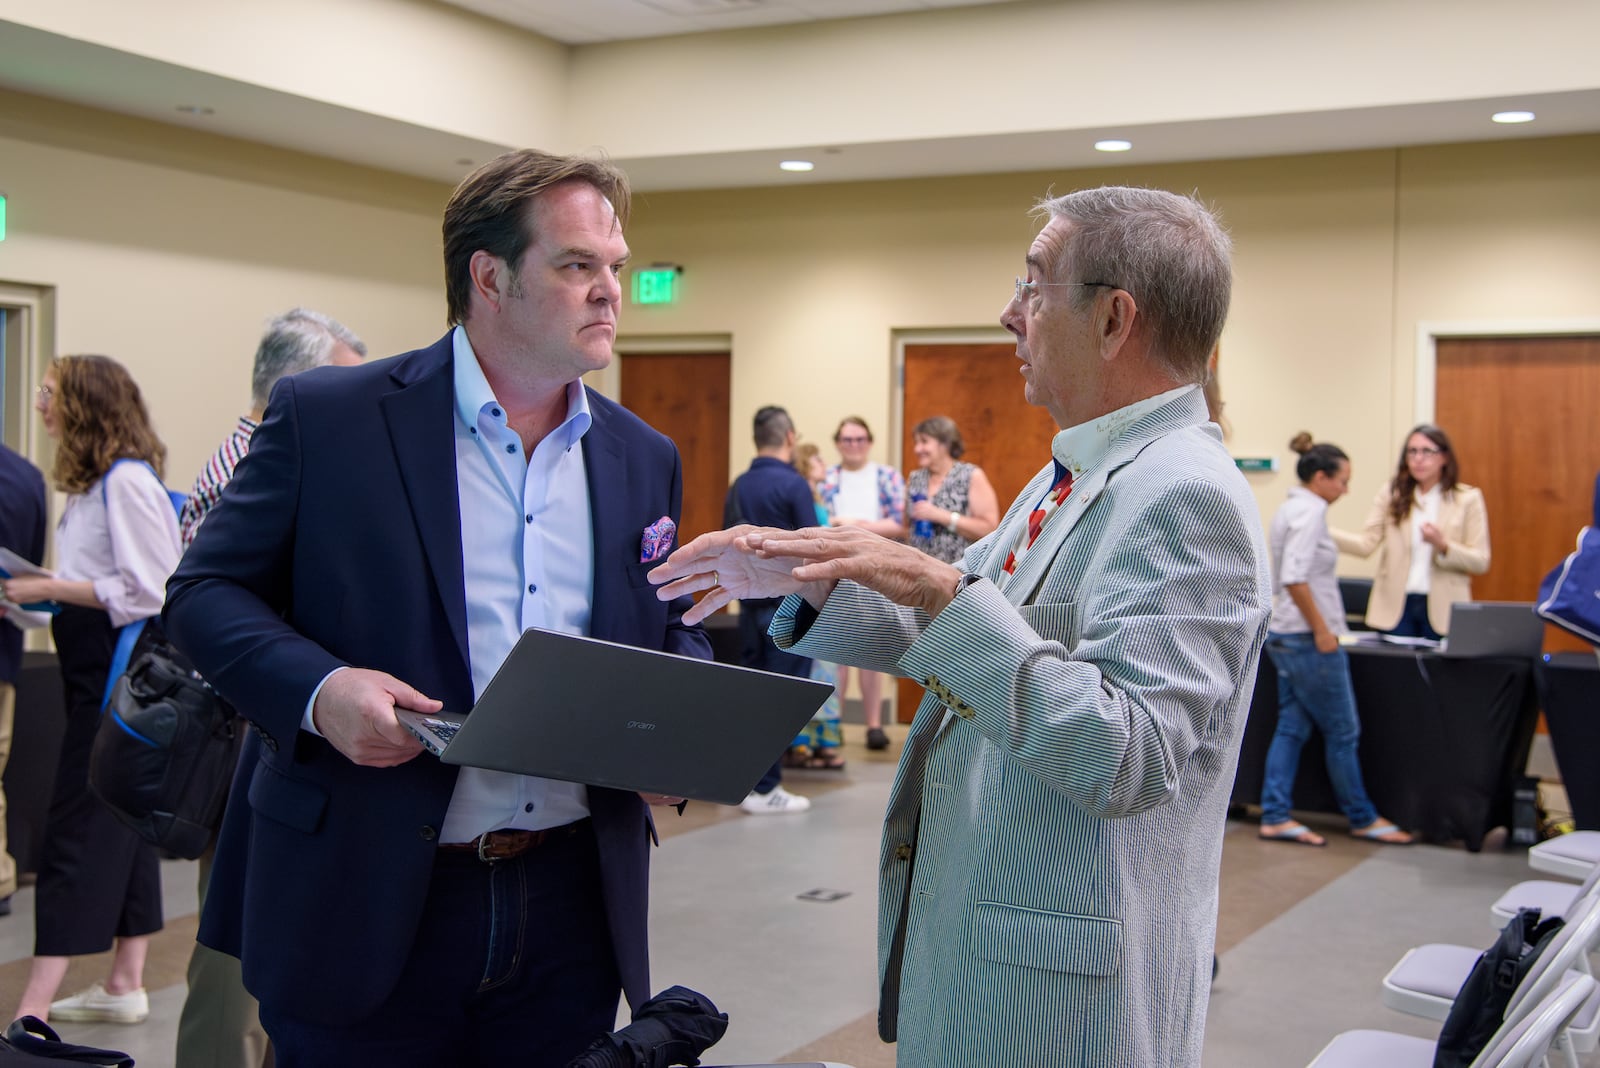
left=894, top=843, right=913, bottom=861
left=419, top=825, right=437, bottom=842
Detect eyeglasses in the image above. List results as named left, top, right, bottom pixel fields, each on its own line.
left=836, top=436, right=871, bottom=445
left=34, top=384, right=52, bottom=400
left=1014, top=278, right=1116, bottom=304
left=1405, top=446, right=1443, bottom=457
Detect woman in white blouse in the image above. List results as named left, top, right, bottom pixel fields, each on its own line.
left=1, top=355, right=181, bottom=1025
left=1332, top=424, right=1490, bottom=639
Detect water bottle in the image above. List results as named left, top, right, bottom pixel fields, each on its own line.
left=911, top=492, right=934, bottom=540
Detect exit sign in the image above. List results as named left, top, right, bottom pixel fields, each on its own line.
left=632, top=267, right=678, bottom=305
left=1234, top=456, right=1278, bottom=473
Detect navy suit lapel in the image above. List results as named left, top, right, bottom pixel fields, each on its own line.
left=582, top=395, right=629, bottom=644
left=380, top=337, right=471, bottom=677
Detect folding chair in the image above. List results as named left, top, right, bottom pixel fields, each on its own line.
left=1529, top=832, right=1600, bottom=881
left=1491, top=861, right=1600, bottom=928
left=1379, top=890, right=1600, bottom=1054
left=1307, top=971, right=1597, bottom=1068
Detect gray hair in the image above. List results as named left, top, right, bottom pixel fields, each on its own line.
left=1033, top=187, right=1232, bottom=384
left=251, top=308, right=367, bottom=409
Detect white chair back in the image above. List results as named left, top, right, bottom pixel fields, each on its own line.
left=1472, top=971, right=1596, bottom=1068
left=1505, top=891, right=1600, bottom=1022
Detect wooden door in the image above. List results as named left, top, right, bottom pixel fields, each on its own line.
left=1435, top=335, right=1600, bottom=653
left=893, top=341, right=1060, bottom=721
left=618, top=351, right=731, bottom=550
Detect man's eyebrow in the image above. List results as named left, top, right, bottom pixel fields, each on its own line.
left=1024, top=253, right=1048, bottom=276
left=553, top=245, right=631, bottom=265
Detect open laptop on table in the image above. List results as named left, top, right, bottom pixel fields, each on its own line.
left=1441, top=601, right=1546, bottom=659
left=398, top=627, right=831, bottom=805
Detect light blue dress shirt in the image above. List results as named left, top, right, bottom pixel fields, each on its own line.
left=439, top=325, right=595, bottom=841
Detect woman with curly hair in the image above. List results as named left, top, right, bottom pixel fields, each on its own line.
left=1332, top=424, right=1490, bottom=639
left=1, top=355, right=181, bottom=1025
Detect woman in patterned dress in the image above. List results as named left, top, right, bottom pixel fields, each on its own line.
left=905, top=416, right=999, bottom=565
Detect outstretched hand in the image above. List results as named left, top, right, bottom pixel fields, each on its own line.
left=651, top=524, right=965, bottom=625
left=745, top=527, right=963, bottom=617
left=648, top=525, right=832, bottom=626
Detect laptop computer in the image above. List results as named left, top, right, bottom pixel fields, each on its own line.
left=398, top=627, right=832, bottom=805
left=1441, top=601, right=1546, bottom=659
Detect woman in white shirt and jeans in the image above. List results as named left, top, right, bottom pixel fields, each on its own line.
left=2, top=355, right=182, bottom=1024
left=1258, top=434, right=1412, bottom=847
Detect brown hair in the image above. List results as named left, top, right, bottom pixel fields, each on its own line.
left=1388, top=423, right=1459, bottom=524
left=48, top=355, right=167, bottom=494
left=1288, top=431, right=1348, bottom=484
left=792, top=442, right=824, bottom=502
left=442, top=150, right=631, bottom=325
left=912, top=415, right=966, bottom=460
left=833, top=416, right=873, bottom=443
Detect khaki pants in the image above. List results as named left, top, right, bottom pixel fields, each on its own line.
left=175, top=844, right=271, bottom=1068
left=0, top=681, right=15, bottom=898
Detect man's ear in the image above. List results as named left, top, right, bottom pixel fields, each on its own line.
left=468, top=250, right=510, bottom=314
left=1098, top=289, right=1139, bottom=362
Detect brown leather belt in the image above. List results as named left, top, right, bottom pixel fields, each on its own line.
left=438, top=820, right=587, bottom=862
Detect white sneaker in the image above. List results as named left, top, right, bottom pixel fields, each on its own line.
left=49, top=982, right=149, bottom=1024
left=740, top=784, right=811, bottom=815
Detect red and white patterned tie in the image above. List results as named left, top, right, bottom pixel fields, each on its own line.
left=1003, top=469, right=1074, bottom=575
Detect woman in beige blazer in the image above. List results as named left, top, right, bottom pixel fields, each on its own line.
left=1332, top=424, right=1490, bottom=637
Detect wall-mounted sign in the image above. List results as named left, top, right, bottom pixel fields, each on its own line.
left=632, top=266, right=679, bottom=305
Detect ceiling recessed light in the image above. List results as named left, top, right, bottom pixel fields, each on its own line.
left=779, top=160, right=814, bottom=172
left=175, top=105, right=215, bottom=116
left=455, top=158, right=475, bottom=166
left=1094, top=139, right=1133, bottom=153
left=1491, top=110, right=1536, bottom=124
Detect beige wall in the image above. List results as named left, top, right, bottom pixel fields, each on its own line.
left=618, top=136, right=1600, bottom=555
left=0, top=91, right=449, bottom=485
left=2, top=94, right=1597, bottom=569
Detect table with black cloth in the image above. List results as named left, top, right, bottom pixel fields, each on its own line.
left=1536, top=652, right=1600, bottom=830
left=1232, top=642, right=1539, bottom=851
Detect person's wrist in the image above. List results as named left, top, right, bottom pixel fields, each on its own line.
left=946, top=510, right=962, bottom=534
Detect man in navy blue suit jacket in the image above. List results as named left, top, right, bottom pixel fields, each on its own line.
left=165, top=151, right=710, bottom=1067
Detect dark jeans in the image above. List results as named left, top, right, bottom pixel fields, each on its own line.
left=1388, top=592, right=1443, bottom=641
left=261, top=820, right=619, bottom=1068
left=738, top=599, right=812, bottom=794
left=1259, top=632, right=1379, bottom=829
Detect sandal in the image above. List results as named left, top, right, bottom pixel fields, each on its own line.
left=782, top=746, right=813, bottom=769
left=865, top=727, right=890, bottom=751
left=1259, top=821, right=1327, bottom=847
left=803, top=751, right=847, bottom=771
left=1350, top=820, right=1413, bottom=845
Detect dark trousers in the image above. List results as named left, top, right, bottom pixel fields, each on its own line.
left=260, top=820, right=620, bottom=1068
left=35, top=606, right=163, bottom=956
left=738, top=600, right=813, bottom=794
left=1388, top=592, right=1444, bottom=641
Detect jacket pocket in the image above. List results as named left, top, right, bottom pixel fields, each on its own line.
left=1018, top=601, right=1080, bottom=649
left=247, top=758, right=328, bottom=834
left=972, top=901, right=1123, bottom=977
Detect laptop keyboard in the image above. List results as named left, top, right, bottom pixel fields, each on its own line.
left=421, top=718, right=461, bottom=743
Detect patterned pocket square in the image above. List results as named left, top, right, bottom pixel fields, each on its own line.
left=640, top=516, right=676, bottom=562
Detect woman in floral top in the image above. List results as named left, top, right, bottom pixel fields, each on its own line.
left=819, top=417, right=905, bottom=750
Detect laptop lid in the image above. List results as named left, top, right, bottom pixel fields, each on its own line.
left=1442, top=601, right=1546, bottom=659
left=412, top=627, right=831, bottom=805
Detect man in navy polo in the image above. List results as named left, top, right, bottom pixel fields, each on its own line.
left=724, top=406, right=818, bottom=814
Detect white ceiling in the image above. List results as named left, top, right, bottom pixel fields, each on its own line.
left=438, top=0, right=1026, bottom=45
left=0, top=3, right=1595, bottom=192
